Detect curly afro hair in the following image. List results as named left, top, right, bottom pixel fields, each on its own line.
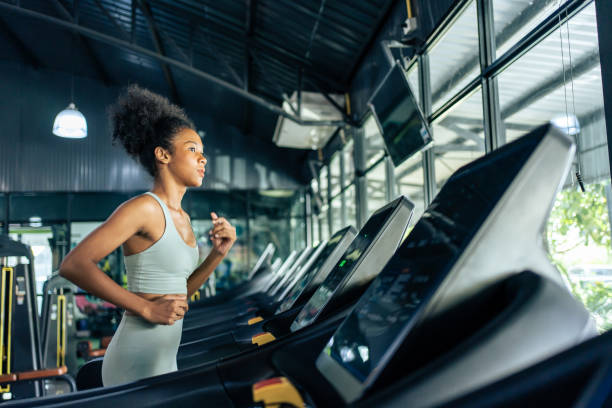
left=109, top=84, right=195, bottom=177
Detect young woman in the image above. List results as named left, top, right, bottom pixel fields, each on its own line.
left=59, top=85, right=236, bottom=386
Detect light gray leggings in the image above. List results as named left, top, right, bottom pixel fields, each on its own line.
left=101, top=313, right=182, bottom=387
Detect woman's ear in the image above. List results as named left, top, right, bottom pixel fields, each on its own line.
left=154, top=146, right=170, bottom=164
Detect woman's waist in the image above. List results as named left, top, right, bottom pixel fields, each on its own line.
left=125, top=292, right=186, bottom=317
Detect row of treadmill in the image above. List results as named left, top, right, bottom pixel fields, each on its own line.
left=5, top=123, right=612, bottom=407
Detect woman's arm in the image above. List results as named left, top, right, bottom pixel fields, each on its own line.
left=60, top=196, right=188, bottom=325
left=187, top=212, right=236, bottom=297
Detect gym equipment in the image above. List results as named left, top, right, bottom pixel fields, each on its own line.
left=0, top=236, right=76, bottom=403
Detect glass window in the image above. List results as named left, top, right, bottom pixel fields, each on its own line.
left=432, top=87, right=486, bottom=192
left=394, top=152, right=425, bottom=227
left=366, top=159, right=387, bottom=218
left=342, top=138, right=355, bottom=188
left=312, top=211, right=321, bottom=245
left=319, top=205, right=330, bottom=242
left=330, top=196, right=343, bottom=236
left=531, top=5, right=610, bottom=332
left=428, top=1, right=480, bottom=112
left=330, top=153, right=342, bottom=198
left=364, top=115, right=386, bottom=168
left=10, top=227, right=54, bottom=295
left=497, top=4, right=605, bottom=144
left=493, top=0, right=559, bottom=59
left=290, top=192, right=305, bottom=218
left=290, top=216, right=306, bottom=252
left=344, top=183, right=357, bottom=228
left=406, top=62, right=420, bottom=107
left=320, top=166, right=329, bottom=205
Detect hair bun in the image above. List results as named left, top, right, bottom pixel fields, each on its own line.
left=108, top=84, right=194, bottom=177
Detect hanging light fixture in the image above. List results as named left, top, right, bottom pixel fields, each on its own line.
left=53, top=32, right=87, bottom=139
left=53, top=102, right=87, bottom=138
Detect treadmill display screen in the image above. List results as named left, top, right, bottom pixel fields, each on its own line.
left=291, top=206, right=395, bottom=332
left=321, top=130, right=541, bottom=388
left=277, top=230, right=346, bottom=313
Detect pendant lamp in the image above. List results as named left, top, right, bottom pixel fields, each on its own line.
left=53, top=102, right=87, bottom=138
left=53, top=44, right=87, bottom=139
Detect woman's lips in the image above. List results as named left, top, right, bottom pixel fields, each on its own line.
left=198, top=169, right=205, bottom=177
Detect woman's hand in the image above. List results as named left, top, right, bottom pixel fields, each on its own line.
left=209, top=212, right=237, bottom=257
left=141, top=294, right=189, bottom=325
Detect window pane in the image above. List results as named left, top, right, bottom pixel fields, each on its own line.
left=493, top=0, right=559, bottom=59
left=406, top=62, right=420, bottom=107
left=497, top=4, right=605, bottom=145
left=364, top=115, right=386, bottom=168
left=366, top=159, right=387, bottom=218
left=290, top=217, right=306, bottom=252
left=429, top=1, right=480, bottom=112
left=525, top=5, right=611, bottom=332
left=344, top=183, right=357, bottom=228
left=330, top=197, right=343, bottom=235
left=312, top=212, right=321, bottom=245
left=432, top=88, right=485, bottom=191
left=320, top=166, right=328, bottom=205
left=330, top=153, right=341, bottom=198
left=342, top=138, right=355, bottom=187
left=394, top=152, right=425, bottom=227
left=319, top=205, right=330, bottom=242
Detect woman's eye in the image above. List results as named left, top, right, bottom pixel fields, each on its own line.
left=189, top=147, right=196, bottom=152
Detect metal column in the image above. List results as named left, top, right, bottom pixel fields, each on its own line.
left=419, top=54, right=436, bottom=205
left=477, top=0, right=503, bottom=152
left=353, top=126, right=368, bottom=228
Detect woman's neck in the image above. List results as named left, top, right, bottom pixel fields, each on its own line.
left=151, top=180, right=186, bottom=212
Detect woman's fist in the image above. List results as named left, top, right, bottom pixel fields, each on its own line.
left=142, top=294, right=188, bottom=325
left=209, top=212, right=237, bottom=256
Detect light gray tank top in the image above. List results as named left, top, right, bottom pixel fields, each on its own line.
left=124, top=192, right=200, bottom=294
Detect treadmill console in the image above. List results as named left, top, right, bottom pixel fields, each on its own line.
left=316, top=124, right=577, bottom=404
left=247, top=243, right=275, bottom=280
left=276, top=227, right=356, bottom=313
left=290, top=196, right=413, bottom=332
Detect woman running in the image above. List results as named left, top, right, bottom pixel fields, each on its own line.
left=59, top=84, right=236, bottom=386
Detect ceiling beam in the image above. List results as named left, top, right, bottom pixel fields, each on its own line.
left=148, top=0, right=345, bottom=92
left=50, top=0, right=113, bottom=86
left=0, top=1, right=344, bottom=127
left=344, top=0, right=397, bottom=89
left=136, top=0, right=181, bottom=104
left=0, top=16, right=43, bottom=69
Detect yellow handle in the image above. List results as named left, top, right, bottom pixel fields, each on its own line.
left=252, top=377, right=304, bottom=408
left=248, top=316, right=264, bottom=325
left=0, top=267, right=13, bottom=393
left=190, top=290, right=201, bottom=302
left=57, top=295, right=66, bottom=367
left=251, top=332, right=276, bottom=346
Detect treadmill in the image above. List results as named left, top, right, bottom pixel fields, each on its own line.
left=182, top=245, right=315, bottom=329
left=176, top=196, right=412, bottom=366
left=8, top=125, right=588, bottom=408
left=187, top=242, right=276, bottom=308
left=179, top=227, right=356, bottom=343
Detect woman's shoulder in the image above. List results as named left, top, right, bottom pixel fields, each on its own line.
left=115, top=193, right=164, bottom=219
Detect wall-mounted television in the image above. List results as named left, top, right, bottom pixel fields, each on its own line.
left=369, top=62, right=432, bottom=167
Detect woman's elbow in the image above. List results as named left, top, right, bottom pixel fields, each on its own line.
left=58, top=255, right=76, bottom=280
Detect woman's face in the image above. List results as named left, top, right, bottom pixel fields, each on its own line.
left=167, top=128, right=207, bottom=187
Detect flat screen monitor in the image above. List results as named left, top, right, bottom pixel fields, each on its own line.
left=277, top=227, right=355, bottom=314
left=316, top=126, right=545, bottom=404
left=290, top=203, right=399, bottom=332
left=369, top=63, right=432, bottom=167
